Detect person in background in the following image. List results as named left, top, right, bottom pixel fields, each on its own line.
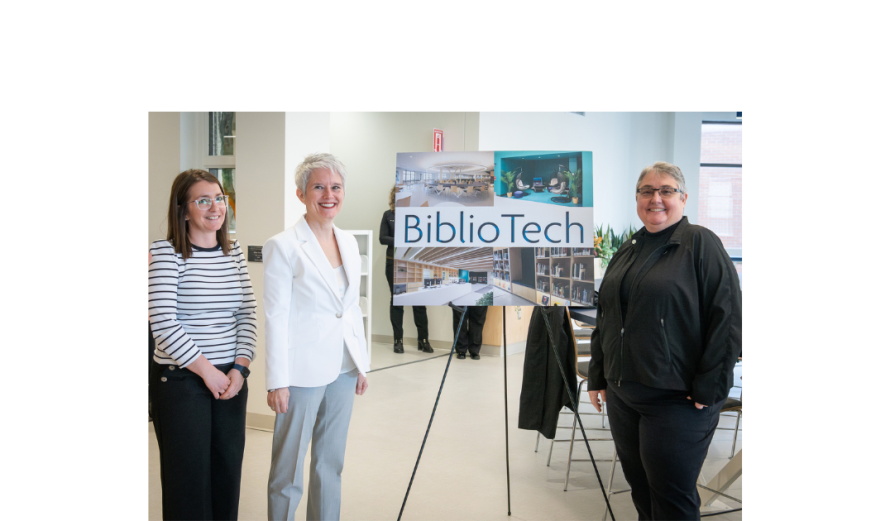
left=149, top=169, right=257, bottom=520
left=587, top=161, right=742, bottom=520
left=264, top=153, right=370, bottom=521
left=452, top=306, right=488, bottom=360
left=380, top=185, right=433, bottom=354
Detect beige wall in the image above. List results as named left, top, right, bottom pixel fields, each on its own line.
left=148, top=113, right=180, bottom=246
left=234, top=112, right=287, bottom=423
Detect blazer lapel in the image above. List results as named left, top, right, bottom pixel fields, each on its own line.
left=295, top=216, right=341, bottom=304
left=334, top=226, right=359, bottom=306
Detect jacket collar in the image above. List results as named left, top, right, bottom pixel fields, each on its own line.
left=668, top=216, right=689, bottom=244
left=293, top=215, right=346, bottom=305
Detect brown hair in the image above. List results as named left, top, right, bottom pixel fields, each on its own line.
left=389, top=184, right=398, bottom=212
left=166, top=169, right=231, bottom=260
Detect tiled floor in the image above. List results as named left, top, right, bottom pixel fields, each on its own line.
left=149, top=349, right=742, bottom=520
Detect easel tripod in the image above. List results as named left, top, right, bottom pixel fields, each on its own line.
left=397, top=305, right=614, bottom=521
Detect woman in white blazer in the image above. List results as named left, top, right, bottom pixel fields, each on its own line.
left=263, top=153, right=370, bottom=521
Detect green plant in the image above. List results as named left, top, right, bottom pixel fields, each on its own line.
left=500, top=169, right=517, bottom=195
left=595, top=224, right=640, bottom=269
left=594, top=224, right=618, bottom=268
left=475, top=291, right=494, bottom=306
left=621, top=224, right=638, bottom=244
left=564, top=168, right=583, bottom=200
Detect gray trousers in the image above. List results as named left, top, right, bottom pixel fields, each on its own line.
left=268, top=370, right=358, bottom=521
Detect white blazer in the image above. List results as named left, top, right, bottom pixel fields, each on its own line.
left=263, top=215, right=370, bottom=391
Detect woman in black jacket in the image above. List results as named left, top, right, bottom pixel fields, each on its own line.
left=380, top=185, right=433, bottom=354
left=588, top=162, right=741, bottom=520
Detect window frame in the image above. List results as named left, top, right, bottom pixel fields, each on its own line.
left=202, top=112, right=236, bottom=234
left=203, top=112, right=236, bottom=169
left=699, top=120, right=742, bottom=258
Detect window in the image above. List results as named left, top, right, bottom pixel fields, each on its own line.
left=698, top=121, right=741, bottom=253
left=208, top=112, right=235, bottom=156
left=204, top=112, right=236, bottom=233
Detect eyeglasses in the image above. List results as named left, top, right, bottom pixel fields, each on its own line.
left=636, top=186, right=683, bottom=198
left=191, top=195, right=229, bottom=210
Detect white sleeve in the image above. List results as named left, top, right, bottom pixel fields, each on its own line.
left=262, top=237, right=293, bottom=391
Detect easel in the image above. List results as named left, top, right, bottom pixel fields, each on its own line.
left=397, top=305, right=615, bottom=521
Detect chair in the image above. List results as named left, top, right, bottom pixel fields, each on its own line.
left=450, top=185, right=461, bottom=198
left=549, top=174, right=567, bottom=195
left=465, top=186, right=476, bottom=198
left=515, top=169, right=529, bottom=190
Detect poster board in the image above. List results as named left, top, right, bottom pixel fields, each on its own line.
left=393, top=150, right=594, bottom=307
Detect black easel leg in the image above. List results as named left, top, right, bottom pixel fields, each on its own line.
left=540, top=311, right=615, bottom=521
left=502, top=307, right=512, bottom=516
left=397, top=305, right=468, bottom=521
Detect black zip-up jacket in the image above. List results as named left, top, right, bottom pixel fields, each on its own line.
left=587, top=217, right=741, bottom=406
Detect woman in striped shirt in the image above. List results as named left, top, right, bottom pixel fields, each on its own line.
left=149, top=169, right=257, bottom=520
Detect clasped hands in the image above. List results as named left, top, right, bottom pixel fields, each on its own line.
left=201, top=366, right=244, bottom=400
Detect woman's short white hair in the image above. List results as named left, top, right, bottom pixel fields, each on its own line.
left=636, top=161, right=686, bottom=194
left=294, top=153, right=348, bottom=193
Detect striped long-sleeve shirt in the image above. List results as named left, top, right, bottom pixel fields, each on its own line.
left=149, top=239, right=257, bottom=367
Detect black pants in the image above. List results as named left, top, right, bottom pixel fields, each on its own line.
left=452, top=306, right=488, bottom=355
left=385, top=260, right=429, bottom=340
left=606, top=380, right=724, bottom=521
left=150, top=361, right=248, bottom=520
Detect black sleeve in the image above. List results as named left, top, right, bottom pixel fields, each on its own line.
left=379, top=211, right=393, bottom=246
left=690, top=229, right=742, bottom=406
left=586, top=299, right=607, bottom=391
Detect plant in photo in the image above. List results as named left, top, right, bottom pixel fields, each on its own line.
left=564, top=168, right=583, bottom=203
left=500, top=169, right=517, bottom=195
left=476, top=291, right=494, bottom=306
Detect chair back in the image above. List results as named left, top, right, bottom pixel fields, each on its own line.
left=566, top=308, right=588, bottom=381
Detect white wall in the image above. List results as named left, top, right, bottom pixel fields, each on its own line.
left=284, top=112, right=330, bottom=228
left=148, top=113, right=180, bottom=245
left=701, top=110, right=741, bottom=121
left=478, top=112, right=725, bottom=233
left=329, top=112, right=480, bottom=345
left=672, top=112, right=703, bottom=224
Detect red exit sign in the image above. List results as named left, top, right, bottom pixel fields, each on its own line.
left=433, top=129, right=443, bottom=152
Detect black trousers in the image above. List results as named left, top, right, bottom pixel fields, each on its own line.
left=385, top=260, right=429, bottom=340
left=606, top=380, right=724, bottom=521
left=452, top=306, right=488, bottom=355
left=150, top=361, right=248, bottom=521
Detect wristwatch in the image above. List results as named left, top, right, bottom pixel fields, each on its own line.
left=232, top=364, right=250, bottom=379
